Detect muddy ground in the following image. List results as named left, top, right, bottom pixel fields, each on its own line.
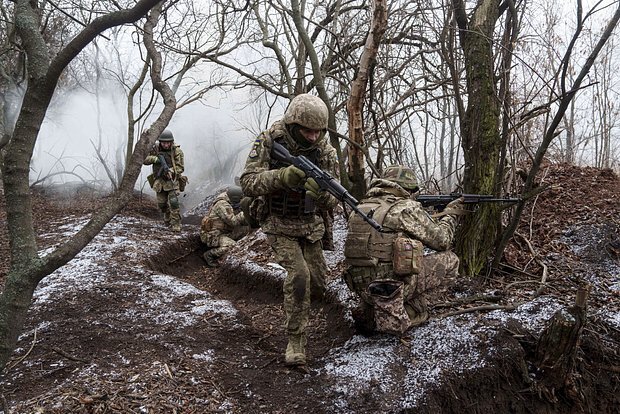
left=0, top=162, right=618, bottom=413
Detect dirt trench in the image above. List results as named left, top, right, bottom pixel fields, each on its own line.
left=145, top=231, right=356, bottom=413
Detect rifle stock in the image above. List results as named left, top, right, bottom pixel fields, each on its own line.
left=272, top=141, right=384, bottom=232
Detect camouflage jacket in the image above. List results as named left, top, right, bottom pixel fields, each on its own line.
left=144, top=143, right=185, bottom=192
left=239, top=120, right=339, bottom=241
left=200, top=192, right=246, bottom=246
left=347, top=179, right=458, bottom=259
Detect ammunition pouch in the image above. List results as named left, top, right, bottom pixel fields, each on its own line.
left=178, top=175, right=188, bottom=192
left=367, top=279, right=410, bottom=336
left=321, top=209, right=335, bottom=251
left=392, top=237, right=423, bottom=276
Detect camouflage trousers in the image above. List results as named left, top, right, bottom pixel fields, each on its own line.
left=345, top=251, right=459, bottom=334
left=267, top=234, right=327, bottom=337
left=156, top=189, right=180, bottom=227
left=205, top=234, right=237, bottom=259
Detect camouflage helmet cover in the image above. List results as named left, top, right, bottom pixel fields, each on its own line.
left=159, top=129, right=174, bottom=142
left=226, top=186, right=244, bottom=205
left=282, top=94, right=329, bottom=130
left=382, top=165, right=418, bottom=191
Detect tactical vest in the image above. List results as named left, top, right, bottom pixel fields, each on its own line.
left=267, top=136, right=321, bottom=218
left=344, top=196, right=399, bottom=266
left=151, top=148, right=175, bottom=180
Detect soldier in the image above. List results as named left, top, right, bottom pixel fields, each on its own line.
left=240, top=93, right=339, bottom=367
left=200, top=186, right=249, bottom=267
left=144, top=129, right=185, bottom=232
left=343, top=165, right=465, bottom=336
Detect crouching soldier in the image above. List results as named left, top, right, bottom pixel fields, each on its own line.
left=343, top=165, right=465, bottom=336
left=200, top=186, right=249, bottom=267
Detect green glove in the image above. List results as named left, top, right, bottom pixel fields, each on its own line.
left=145, top=155, right=158, bottom=164
left=279, top=165, right=306, bottom=188
left=304, top=177, right=323, bottom=200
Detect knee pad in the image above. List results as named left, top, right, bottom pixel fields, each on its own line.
left=169, top=195, right=180, bottom=210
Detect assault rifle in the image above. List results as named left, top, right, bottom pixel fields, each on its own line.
left=272, top=141, right=383, bottom=232
left=157, top=154, right=173, bottom=180
left=417, top=193, right=521, bottom=210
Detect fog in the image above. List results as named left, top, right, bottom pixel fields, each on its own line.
left=29, top=83, right=280, bottom=211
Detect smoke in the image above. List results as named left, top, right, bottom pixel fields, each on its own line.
left=28, top=81, right=264, bottom=210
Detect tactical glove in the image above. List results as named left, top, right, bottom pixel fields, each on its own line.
left=279, top=165, right=306, bottom=188
left=304, top=177, right=324, bottom=200
left=144, top=155, right=159, bottom=164
left=443, top=196, right=467, bottom=216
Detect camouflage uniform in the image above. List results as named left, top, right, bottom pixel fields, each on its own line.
left=200, top=190, right=248, bottom=266
left=144, top=130, right=185, bottom=231
left=240, top=94, right=339, bottom=366
left=344, top=174, right=461, bottom=336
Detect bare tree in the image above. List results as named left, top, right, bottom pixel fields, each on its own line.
left=494, top=0, right=620, bottom=269
left=0, top=0, right=174, bottom=372
left=346, top=0, right=388, bottom=198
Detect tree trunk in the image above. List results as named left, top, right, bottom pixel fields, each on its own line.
left=346, top=0, right=387, bottom=199
left=0, top=0, right=168, bottom=372
left=451, top=0, right=504, bottom=277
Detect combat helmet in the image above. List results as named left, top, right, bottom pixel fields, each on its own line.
left=282, top=94, right=329, bottom=130
left=159, top=129, right=174, bottom=142
left=226, top=186, right=244, bottom=205
left=382, top=165, right=419, bottom=191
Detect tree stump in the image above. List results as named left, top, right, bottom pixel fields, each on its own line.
left=533, top=285, right=590, bottom=403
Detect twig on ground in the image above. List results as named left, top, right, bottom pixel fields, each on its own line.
left=6, top=328, right=37, bottom=370
left=515, top=231, right=548, bottom=297
left=434, top=293, right=503, bottom=308
left=51, top=347, right=88, bottom=363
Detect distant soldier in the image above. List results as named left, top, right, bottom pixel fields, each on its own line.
left=240, top=93, right=339, bottom=367
left=343, top=165, right=465, bottom=336
left=200, top=186, right=248, bottom=267
left=144, top=129, right=186, bottom=232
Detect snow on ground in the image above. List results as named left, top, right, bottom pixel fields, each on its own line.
left=16, top=211, right=617, bottom=412
left=21, top=214, right=240, bottom=360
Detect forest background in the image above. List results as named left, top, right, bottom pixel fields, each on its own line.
left=0, top=0, right=619, bottom=378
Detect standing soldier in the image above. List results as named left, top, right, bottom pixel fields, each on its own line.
left=343, top=166, right=465, bottom=335
left=200, top=186, right=249, bottom=267
left=144, top=129, right=185, bottom=232
left=240, top=93, right=339, bottom=367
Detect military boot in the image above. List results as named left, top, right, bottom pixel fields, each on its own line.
left=202, top=251, right=218, bottom=268
left=163, top=211, right=171, bottom=227
left=171, top=223, right=181, bottom=232
left=284, top=334, right=306, bottom=366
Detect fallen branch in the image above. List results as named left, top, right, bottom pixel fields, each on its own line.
left=434, top=293, right=503, bottom=309
left=438, top=304, right=518, bottom=318
left=167, top=246, right=201, bottom=265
